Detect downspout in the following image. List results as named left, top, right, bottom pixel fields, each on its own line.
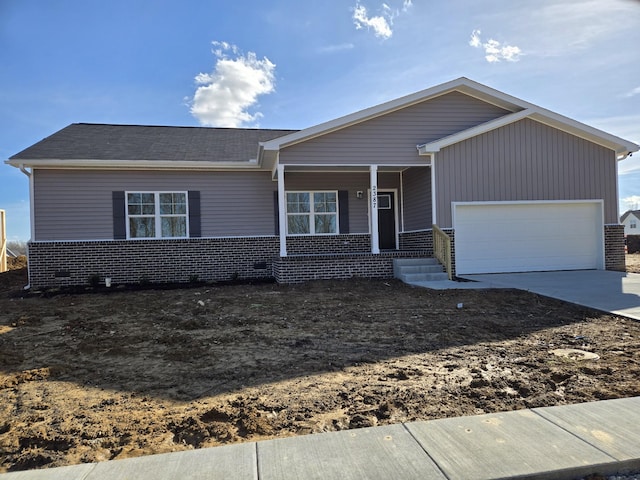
left=18, top=164, right=32, bottom=290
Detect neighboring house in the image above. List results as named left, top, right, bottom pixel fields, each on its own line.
left=621, top=210, right=640, bottom=236
left=6, top=77, right=639, bottom=289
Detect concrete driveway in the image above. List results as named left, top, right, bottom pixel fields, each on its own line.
left=460, top=270, right=640, bottom=321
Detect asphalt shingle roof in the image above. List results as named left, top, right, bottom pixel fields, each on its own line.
left=621, top=210, right=640, bottom=222
left=10, top=123, right=298, bottom=163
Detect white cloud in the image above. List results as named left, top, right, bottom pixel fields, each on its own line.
left=352, top=1, right=413, bottom=40
left=624, top=86, right=640, bottom=98
left=469, top=29, right=482, bottom=48
left=469, top=29, right=522, bottom=63
left=318, top=43, right=355, bottom=54
left=539, top=0, right=635, bottom=50
left=502, top=0, right=638, bottom=59
left=189, top=41, right=276, bottom=128
left=622, top=195, right=640, bottom=211
left=353, top=3, right=393, bottom=39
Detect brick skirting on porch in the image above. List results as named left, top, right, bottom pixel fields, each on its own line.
left=398, top=230, right=433, bottom=254
left=286, top=234, right=371, bottom=255
left=273, top=250, right=431, bottom=284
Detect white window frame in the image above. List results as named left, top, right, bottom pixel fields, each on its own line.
left=125, top=191, right=189, bottom=239
left=286, top=190, right=339, bottom=236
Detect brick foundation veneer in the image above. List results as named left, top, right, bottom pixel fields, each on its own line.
left=286, top=234, right=371, bottom=255
left=28, top=237, right=279, bottom=289
left=604, top=224, right=625, bottom=271
left=398, top=230, right=434, bottom=254
left=273, top=251, right=431, bottom=284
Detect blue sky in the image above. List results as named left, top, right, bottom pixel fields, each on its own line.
left=1, top=0, right=639, bottom=241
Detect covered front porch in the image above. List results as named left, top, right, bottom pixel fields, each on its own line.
left=270, top=163, right=448, bottom=283
left=274, top=164, right=435, bottom=257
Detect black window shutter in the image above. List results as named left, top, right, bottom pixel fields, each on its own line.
left=188, top=191, right=201, bottom=238
left=273, top=191, right=279, bottom=235
left=338, top=190, right=349, bottom=234
left=112, top=191, right=126, bottom=239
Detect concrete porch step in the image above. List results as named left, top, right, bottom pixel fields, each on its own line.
left=393, top=258, right=440, bottom=267
left=393, top=258, right=448, bottom=285
left=397, top=265, right=444, bottom=274
left=399, top=272, right=449, bottom=283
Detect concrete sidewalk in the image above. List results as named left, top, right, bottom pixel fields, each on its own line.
left=3, top=396, right=640, bottom=480
left=461, top=271, right=640, bottom=321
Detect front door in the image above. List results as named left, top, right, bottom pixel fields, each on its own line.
left=377, top=191, right=396, bottom=249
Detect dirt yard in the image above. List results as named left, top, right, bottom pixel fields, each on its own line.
left=628, top=252, right=640, bottom=273
left=1, top=257, right=640, bottom=473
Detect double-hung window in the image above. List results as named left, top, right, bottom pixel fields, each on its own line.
left=286, top=191, right=338, bottom=235
left=126, top=192, right=188, bottom=239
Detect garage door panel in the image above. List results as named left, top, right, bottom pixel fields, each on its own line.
left=462, top=255, right=597, bottom=274
left=454, top=202, right=603, bottom=275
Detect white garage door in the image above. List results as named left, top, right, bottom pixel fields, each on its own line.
left=453, top=201, right=604, bottom=275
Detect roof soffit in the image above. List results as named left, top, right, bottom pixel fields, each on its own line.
left=4, top=158, right=267, bottom=171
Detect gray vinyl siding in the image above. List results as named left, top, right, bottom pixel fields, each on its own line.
left=435, top=118, right=618, bottom=227
left=284, top=171, right=400, bottom=234
left=402, top=167, right=432, bottom=231
left=33, top=169, right=277, bottom=241
left=279, top=92, right=510, bottom=166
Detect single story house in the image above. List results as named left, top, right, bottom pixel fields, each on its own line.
left=621, top=210, right=640, bottom=236
left=6, top=77, right=639, bottom=289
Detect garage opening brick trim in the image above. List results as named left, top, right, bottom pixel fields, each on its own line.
left=605, top=224, right=625, bottom=271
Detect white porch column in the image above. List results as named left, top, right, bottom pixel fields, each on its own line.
left=431, top=155, right=437, bottom=226
left=277, top=163, right=287, bottom=257
left=370, top=165, right=380, bottom=254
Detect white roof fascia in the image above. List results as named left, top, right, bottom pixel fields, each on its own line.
left=4, top=158, right=264, bottom=170
left=260, top=77, right=524, bottom=152
left=417, top=110, right=533, bottom=154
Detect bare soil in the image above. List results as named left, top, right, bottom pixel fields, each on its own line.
left=627, top=253, right=640, bottom=273
left=1, top=260, right=640, bottom=473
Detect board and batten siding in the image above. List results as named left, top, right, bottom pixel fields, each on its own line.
left=279, top=92, right=510, bottom=166
left=284, top=171, right=400, bottom=234
left=32, top=169, right=277, bottom=241
left=401, top=167, right=432, bottom=231
left=435, top=118, right=618, bottom=227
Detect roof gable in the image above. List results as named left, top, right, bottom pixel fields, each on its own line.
left=261, top=77, right=524, bottom=151
left=621, top=210, right=640, bottom=222
left=262, top=77, right=639, bottom=159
